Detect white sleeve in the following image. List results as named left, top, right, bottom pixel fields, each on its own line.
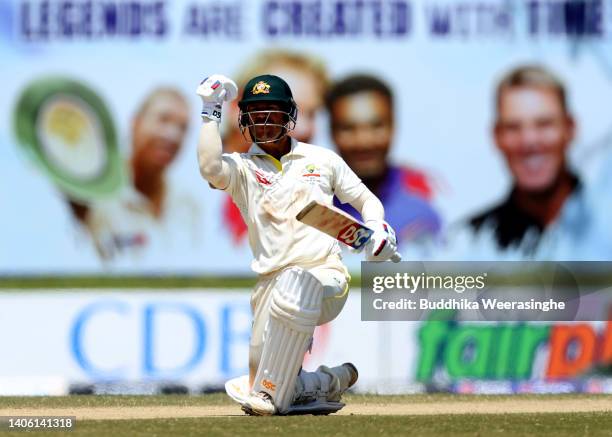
left=350, top=189, right=385, bottom=224
left=331, top=152, right=367, bottom=204
left=197, top=120, right=232, bottom=189
left=217, top=153, right=247, bottom=202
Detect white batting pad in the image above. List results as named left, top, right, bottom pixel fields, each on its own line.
left=252, top=267, right=323, bottom=414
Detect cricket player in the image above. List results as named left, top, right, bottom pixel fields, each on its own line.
left=196, top=74, right=400, bottom=415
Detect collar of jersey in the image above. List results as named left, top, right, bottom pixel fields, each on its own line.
left=247, top=138, right=304, bottom=171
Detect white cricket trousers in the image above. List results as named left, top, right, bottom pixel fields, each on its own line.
left=248, top=256, right=350, bottom=382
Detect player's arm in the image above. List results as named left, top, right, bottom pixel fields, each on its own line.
left=349, top=188, right=399, bottom=261
left=196, top=75, right=238, bottom=189
left=350, top=189, right=384, bottom=224
left=332, top=154, right=400, bottom=261
left=198, top=120, right=230, bottom=189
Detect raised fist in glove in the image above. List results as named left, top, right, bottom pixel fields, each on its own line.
left=196, top=74, right=238, bottom=122
left=364, top=220, right=401, bottom=262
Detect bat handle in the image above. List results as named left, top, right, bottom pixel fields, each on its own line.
left=391, top=253, right=402, bottom=263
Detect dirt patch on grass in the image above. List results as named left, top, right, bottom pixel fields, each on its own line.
left=0, top=406, right=241, bottom=420
left=1, top=398, right=610, bottom=419
left=344, top=398, right=612, bottom=416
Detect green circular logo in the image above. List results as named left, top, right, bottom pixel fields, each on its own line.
left=14, top=77, right=124, bottom=201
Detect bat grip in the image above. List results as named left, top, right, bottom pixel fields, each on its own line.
left=391, top=253, right=402, bottom=263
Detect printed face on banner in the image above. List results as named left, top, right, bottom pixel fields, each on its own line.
left=133, top=93, right=190, bottom=174
left=330, top=91, right=394, bottom=180
left=495, top=87, right=575, bottom=193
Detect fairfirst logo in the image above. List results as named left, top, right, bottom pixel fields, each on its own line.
left=416, top=318, right=612, bottom=381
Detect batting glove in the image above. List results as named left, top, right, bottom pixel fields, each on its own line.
left=196, top=74, right=238, bottom=123
left=364, top=220, right=400, bottom=262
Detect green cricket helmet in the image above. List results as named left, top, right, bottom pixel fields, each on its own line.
left=238, top=74, right=298, bottom=143
left=13, top=77, right=124, bottom=202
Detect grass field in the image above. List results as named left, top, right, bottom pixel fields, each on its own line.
left=0, top=394, right=610, bottom=436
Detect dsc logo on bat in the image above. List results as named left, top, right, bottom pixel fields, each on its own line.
left=337, top=224, right=373, bottom=250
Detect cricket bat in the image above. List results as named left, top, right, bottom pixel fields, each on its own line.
left=296, top=200, right=402, bottom=262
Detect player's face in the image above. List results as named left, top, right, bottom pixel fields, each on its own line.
left=495, top=87, right=574, bottom=193
left=244, top=102, right=290, bottom=143
left=133, top=94, right=189, bottom=173
left=330, top=91, right=393, bottom=179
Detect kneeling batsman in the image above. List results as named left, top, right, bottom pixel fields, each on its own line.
left=196, top=74, right=400, bottom=415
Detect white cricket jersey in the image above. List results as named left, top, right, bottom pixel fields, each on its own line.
left=221, top=138, right=367, bottom=274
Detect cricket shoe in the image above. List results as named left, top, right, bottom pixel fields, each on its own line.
left=292, top=362, right=358, bottom=406
left=241, top=391, right=276, bottom=416
left=285, top=363, right=358, bottom=416
left=285, top=399, right=346, bottom=415
left=320, top=362, right=358, bottom=402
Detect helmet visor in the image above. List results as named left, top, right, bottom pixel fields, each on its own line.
left=239, top=109, right=296, bottom=144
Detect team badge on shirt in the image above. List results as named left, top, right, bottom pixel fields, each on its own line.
left=303, top=164, right=320, bottom=177
left=302, top=163, right=321, bottom=185
left=252, top=81, right=271, bottom=95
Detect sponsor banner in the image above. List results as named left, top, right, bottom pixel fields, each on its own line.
left=0, top=289, right=610, bottom=394
left=416, top=318, right=612, bottom=386
left=0, top=290, right=252, bottom=394
left=2, top=1, right=612, bottom=273
left=0, top=290, right=422, bottom=394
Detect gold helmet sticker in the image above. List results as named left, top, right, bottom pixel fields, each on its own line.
left=252, top=81, right=271, bottom=95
